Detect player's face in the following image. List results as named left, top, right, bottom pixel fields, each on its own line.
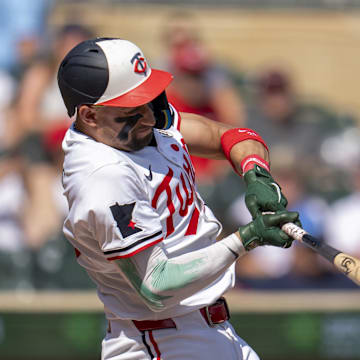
left=92, top=104, right=156, bottom=151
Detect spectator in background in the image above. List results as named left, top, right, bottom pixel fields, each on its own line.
left=245, top=68, right=356, bottom=200
left=226, top=147, right=334, bottom=288
left=13, top=24, right=94, bottom=249
left=0, top=69, right=30, bottom=289
left=0, top=71, right=23, bottom=254
left=199, top=67, right=356, bottom=226
left=157, top=11, right=246, bottom=185
left=0, top=71, right=16, bottom=150
left=323, top=128, right=360, bottom=261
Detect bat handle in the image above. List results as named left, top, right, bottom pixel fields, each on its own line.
left=282, top=222, right=322, bottom=249
left=281, top=223, right=324, bottom=249
left=282, top=222, right=339, bottom=260
left=282, top=224, right=360, bottom=286
left=281, top=222, right=307, bottom=242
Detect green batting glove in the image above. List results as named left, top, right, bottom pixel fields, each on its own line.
left=244, top=165, right=288, bottom=219
left=239, top=210, right=300, bottom=251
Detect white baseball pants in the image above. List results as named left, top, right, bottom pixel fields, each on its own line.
left=101, top=310, right=260, bottom=360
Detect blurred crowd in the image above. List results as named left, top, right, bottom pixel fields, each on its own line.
left=0, top=4, right=359, bottom=291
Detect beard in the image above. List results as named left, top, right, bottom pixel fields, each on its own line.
left=118, top=129, right=154, bottom=152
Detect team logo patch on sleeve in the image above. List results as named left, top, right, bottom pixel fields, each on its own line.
left=110, top=202, right=142, bottom=238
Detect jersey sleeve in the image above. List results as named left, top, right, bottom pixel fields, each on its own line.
left=80, top=162, right=163, bottom=260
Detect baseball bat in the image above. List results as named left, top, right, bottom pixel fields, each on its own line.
left=282, top=222, right=360, bottom=286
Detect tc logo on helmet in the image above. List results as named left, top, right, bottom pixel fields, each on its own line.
left=131, top=52, right=147, bottom=76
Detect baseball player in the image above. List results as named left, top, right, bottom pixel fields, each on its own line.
left=58, top=38, right=299, bottom=360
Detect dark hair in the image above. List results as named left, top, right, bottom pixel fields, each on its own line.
left=56, top=24, right=95, bottom=40
left=259, top=70, right=290, bottom=94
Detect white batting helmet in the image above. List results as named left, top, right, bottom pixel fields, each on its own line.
left=57, top=37, right=173, bottom=118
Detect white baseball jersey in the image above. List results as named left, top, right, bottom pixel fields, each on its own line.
left=62, top=107, right=235, bottom=321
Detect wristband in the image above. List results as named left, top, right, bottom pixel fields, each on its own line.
left=241, top=154, right=270, bottom=174
left=220, top=128, right=269, bottom=174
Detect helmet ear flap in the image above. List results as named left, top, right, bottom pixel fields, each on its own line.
left=150, top=91, right=173, bottom=130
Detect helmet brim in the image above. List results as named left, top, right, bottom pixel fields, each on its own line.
left=96, top=69, right=173, bottom=108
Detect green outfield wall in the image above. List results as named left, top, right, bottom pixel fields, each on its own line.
left=1, top=311, right=360, bottom=360
left=0, top=290, right=359, bottom=360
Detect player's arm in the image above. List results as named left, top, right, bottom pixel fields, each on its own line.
left=179, top=112, right=268, bottom=170
left=84, top=161, right=298, bottom=312
left=179, top=112, right=291, bottom=219
left=80, top=162, right=242, bottom=311
left=114, top=232, right=242, bottom=311
left=114, top=210, right=299, bottom=312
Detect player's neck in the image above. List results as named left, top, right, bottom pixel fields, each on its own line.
left=148, top=133, right=157, bottom=147
left=73, top=119, right=84, bottom=133
left=74, top=119, right=93, bottom=138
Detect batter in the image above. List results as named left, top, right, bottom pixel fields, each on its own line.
left=58, top=38, right=299, bottom=360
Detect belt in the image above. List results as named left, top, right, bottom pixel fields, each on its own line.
left=199, top=297, right=230, bottom=327
left=132, top=297, right=230, bottom=332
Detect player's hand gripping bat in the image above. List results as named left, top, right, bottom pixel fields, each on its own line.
left=282, top=222, right=360, bottom=286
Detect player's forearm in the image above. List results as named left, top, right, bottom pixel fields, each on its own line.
left=180, top=114, right=269, bottom=171
left=180, top=113, right=231, bottom=159
left=229, top=140, right=269, bottom=175
left=115, top=233, right=245, bottom=311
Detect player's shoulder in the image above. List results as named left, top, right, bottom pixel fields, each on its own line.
left=63, top=124, right=128, bottom=168
left=62, top=125, right=138, bottom=200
